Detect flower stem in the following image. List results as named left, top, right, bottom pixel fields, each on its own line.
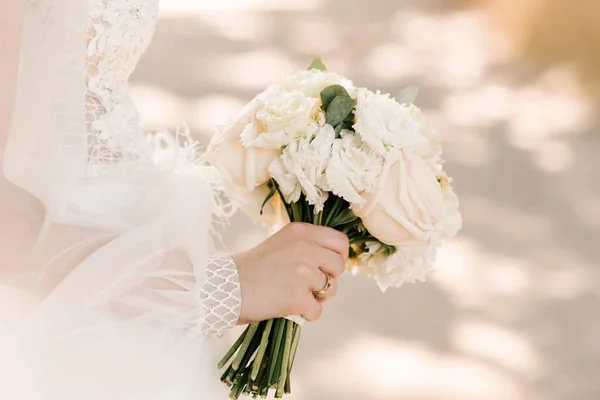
left=290, top=201, right=303, bottom=223
left=232, top=322, right=260, bottom=370
left=252, top=353, right=269, bottom=391
left=268, top=319, right=286, bottom=387
left=251, top=319, right=273, bottom=380
left=218, top=325, right=249, bottom=369
left=313, top=210, right=323, bottom=225
left=289, top=324, right=302, bottom=372
left=220, top=363, right=233, bottom=386
left=276, top=320, right=294, bottom=397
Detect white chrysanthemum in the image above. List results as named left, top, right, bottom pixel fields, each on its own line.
left=269, top=121, right=336, bottom=211
left=407, top=104, right=443, bottom=172
left=325, top=130, right=386, bottom=204
left=439, top=173, right=462, bottom=237
left=377, top=245, right=438, bottom=291
left=285, top=69, right=357, bottom=98
left=350, top=242, right=437, bottom=292
left=353, top=89, right=431, bottom=155
left=240, top=85, right=318, bottom=150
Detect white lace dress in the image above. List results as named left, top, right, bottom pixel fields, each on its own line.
left=0, top=1, right=241, bottom=399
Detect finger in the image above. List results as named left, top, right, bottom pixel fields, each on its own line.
left=311, top=246, right=346, bottom=279
left=301, top=296, right=323, bottom=322
left=309, top=269, right=338, bottom=301
left=315, top=276, right=338, bottom=303
left=305, top=225, right=350, bottom=261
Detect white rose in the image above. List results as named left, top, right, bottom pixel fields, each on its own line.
left=285, top=69, right=357, bottom=98
left=439, top=173, right=462, bottom=237
left=352, top=150, right=444, bottom=246
left=206, top=98, right=280, bottom=192
left=325, top=130, right=385, bottom=204
left=225, top=181, right=289, bottom=230
left=240, top=85, right=318, bottom=150
left=268, top=121, right=335, bottom=212
left=353, top=89, right=430, bottom=155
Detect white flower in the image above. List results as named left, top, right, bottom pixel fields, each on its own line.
left=349, top=241, right=388, bottom=278
left=206, top=97, right=281, bottom=191
left=285, top=70, right=357, bottom=98
left=353, top=89, right=430, bottom=155
left=240, top=85, right=318, bottom=150
left=325, top=130, right=385, bottom=204
left=352, top=150, right=444, bottom=246
left=439, top=173, right=462, bottom=237
left=349, top=242, right=435, bottom=292
left=376, top=245, right=437, bottom=291
left=224, top=181, right=289, bottom=230
left=269, top=121, right=335, bottom=211
left=407, top=104, right=443, bottom=169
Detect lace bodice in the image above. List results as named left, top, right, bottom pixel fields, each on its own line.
left=85, top=0, right=159, bottom=169
left=82, top=0, right=241, bottom=335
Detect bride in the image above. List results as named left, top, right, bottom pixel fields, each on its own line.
left=0, top=1, right=348, bottom=398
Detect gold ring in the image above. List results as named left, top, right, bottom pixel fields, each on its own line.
left=313, top=274, right=332, bottom=298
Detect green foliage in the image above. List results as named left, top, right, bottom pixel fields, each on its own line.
left=329, top=208, right=358, bottom=228
left=320, top=84, right=357, bottom=137
left=320, top=85, right=351, bottom=110
left=326, top=96, right=356, bottom=127
left=396, top=85, right=420, bottom=105
left=307, top=58, right=327, bottom=71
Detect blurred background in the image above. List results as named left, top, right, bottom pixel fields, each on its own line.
left=131, top=1, right=600, bottom=399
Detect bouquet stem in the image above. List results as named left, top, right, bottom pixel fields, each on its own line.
left=218, top=184, right=363, bottom=398
left=218, top=318, right=302, bottom=399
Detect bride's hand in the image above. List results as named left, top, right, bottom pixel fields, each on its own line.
left=232, top=222, right=349, bottom=324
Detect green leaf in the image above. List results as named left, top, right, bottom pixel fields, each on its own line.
left=329, top=208, right=358, bottom=228
left=259, top=182, right=278, bottom=215
left=334, top=123, right=343, bottom=137
left=320, top=85, right=351, bottom=111
left=396, top=85, right=420, bottom=105
left=307, top=58, right=327, bottom=71
left=326, top=96, right=356, bottom=127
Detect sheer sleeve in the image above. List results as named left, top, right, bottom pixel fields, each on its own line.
left=0, top=1, right=239, bottom=398
left=201, top=256, right=242, bottom=336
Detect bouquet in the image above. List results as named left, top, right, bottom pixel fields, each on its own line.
left=206, top=58, right=462, bottom=399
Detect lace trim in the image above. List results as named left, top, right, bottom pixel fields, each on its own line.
left=201, top=256, right=242, bottom=336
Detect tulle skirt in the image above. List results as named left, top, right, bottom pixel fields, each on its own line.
left=0, top=162, right=232, bottom=400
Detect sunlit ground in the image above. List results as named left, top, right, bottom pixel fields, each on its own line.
left=131, top=1, right=600, bottom=399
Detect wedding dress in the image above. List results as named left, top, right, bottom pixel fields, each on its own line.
left=0, top=1, right=240, bottom=399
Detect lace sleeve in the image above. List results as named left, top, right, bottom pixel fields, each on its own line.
left=201, top=256, right=242, bottom=336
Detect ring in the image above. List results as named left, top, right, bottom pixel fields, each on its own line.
left=313, top=274, right=332, bottom=298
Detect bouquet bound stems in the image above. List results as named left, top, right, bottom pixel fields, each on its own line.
left=218, top=184, right=376, bottom=399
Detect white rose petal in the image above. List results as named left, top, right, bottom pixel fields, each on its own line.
left=352, top=150, right=445, bottom=246
left=240, top=85, right=318, bottom=150
left=285, top=69, right=357, bottom=98
left=206, top=97, right=281, bottom=191
left=439, top=174, right=463, bottom=237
